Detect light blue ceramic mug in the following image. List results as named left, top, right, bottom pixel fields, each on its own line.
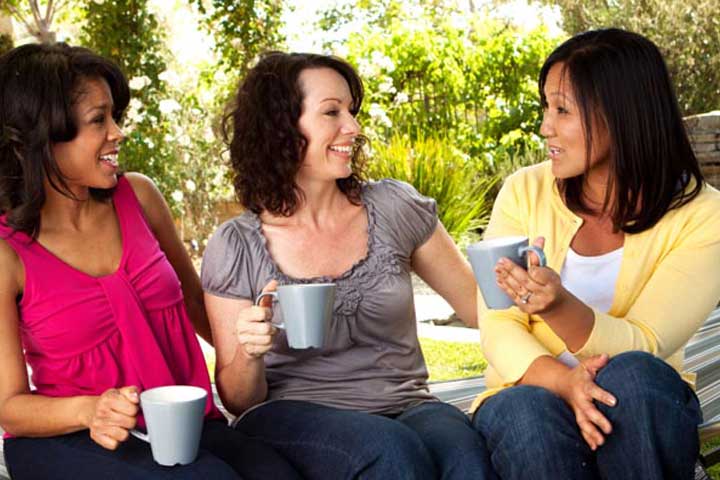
left=466, top=236, right=547, bottom=309
left=130, top=385, right=207, bottom=466
left=255, top=283, right=336, bottom=349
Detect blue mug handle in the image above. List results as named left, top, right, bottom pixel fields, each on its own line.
left=518, top=245, right=547, bottom=268
left=255, top=291, right=285, bottom=330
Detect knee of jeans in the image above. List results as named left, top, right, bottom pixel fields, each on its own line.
left=595, top=351, right=673, bottom=395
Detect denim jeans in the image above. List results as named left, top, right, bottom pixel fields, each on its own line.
left=4, top=419, right=302, bottom=479
left=472, top=351, right=702, bottom=480
left=234, top=399, right=495, bottom=479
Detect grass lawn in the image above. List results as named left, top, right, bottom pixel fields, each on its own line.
left=419, top=337, right=487, bottom=381
left=703, top=437, right=720, bottom=479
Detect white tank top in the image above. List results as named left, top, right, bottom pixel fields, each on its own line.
left=556, top=246, right=624, bottom=367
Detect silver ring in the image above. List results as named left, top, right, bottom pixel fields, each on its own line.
left=521, top=292, right=532, bottom=304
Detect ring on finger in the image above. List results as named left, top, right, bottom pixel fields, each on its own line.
left=520, top=291, right=533, bottom=304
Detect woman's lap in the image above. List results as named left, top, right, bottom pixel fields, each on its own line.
left=235, top=399, right=439, bottom=479
left=472, top=351, right=702, bottom=480
left=4, top=419, right=301, bottom=480
left=234, top=399, right=494, bottom=480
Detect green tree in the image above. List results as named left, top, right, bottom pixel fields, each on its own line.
left=339, top=8, right=556, bottom=159
left=191, top=0, right=285, bottom=102
left=543, top=0, right=720, bottom=114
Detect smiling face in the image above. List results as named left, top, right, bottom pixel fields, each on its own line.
left=296, top=67, right=361, bottom=184
left=51, top=77, right=124, bottom=194
left=540, top=62, right=611, bottom=181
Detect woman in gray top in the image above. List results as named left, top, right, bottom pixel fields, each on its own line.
left=202, top=52, right=493, bottom=479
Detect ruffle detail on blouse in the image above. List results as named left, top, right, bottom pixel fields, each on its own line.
left=248, top=188, right=405, bottom=318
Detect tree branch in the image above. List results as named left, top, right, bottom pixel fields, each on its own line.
left=4, top=3, right=38, bottom=38
left=29, top=0, right=43, bottom=29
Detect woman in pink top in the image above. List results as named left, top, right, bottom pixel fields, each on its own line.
left=0, top=43, right=300, bottom=479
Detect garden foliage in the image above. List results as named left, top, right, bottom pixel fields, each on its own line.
left=368, top=135, right=497, bottom=243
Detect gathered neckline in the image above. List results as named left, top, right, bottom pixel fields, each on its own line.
left=248, top=185, right=378, bottom=285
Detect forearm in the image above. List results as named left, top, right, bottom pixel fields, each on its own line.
left=0, top=393, right=95, bottom=437
left=518, top=355, right=572, bottom=396
left=540, top=292, right=595, bottom=352
left=215, top=348, right=268, bottom=416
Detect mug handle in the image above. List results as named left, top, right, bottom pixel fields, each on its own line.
left=254, top=291, right=285, bottom=329
left=518, top=245, right=547, bottom=268
left=130, top=428, right=149, bottom=443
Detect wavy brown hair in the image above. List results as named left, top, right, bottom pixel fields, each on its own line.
left=222, top=51, right=367, bottom=216
left=0, top=42, right=129, bottom=238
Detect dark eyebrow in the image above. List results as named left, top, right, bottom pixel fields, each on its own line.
left=319, top=97, right=346, bottom=104
left=548, top=92, right=576, bottom=105
left=84, top=103, right=111, bottom=115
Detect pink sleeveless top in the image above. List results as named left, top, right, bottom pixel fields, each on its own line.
left=0, top=176, right=222, bottom=435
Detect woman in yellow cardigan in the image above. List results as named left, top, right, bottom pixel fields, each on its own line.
left=471, top=28, right=720, bottom=479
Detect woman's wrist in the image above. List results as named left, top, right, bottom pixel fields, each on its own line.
left=76, top=395, right=98, bottom=429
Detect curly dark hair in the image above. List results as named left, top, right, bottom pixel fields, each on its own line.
left=223, top=51, right=367, bottom=216
left=0, top=42, right=129, bottom=238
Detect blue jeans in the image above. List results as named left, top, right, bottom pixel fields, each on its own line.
left=234, top=399, right=494, bottom=479
left=4, top=419, right=301, bottom=479
left=472, top=351, right=702, bottom=480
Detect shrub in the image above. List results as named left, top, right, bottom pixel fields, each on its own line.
left=367, top=135, right=498, bottom=242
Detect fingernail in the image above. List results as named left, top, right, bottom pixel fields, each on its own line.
left=609, top=397, right=616, bottom=407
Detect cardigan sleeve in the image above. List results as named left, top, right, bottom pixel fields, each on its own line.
left=573, top=190, right=720, bottom=359
left=478, top=170, right=555, bottom=385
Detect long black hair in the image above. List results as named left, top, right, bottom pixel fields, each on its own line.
left=0, top=42, right=129, bottom=238
left=539, top=28, right=703, bottom=233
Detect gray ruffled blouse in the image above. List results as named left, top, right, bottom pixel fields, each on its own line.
left=201, top=179, right=439, bottom=415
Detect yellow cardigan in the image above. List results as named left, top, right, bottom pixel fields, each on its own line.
left=471, top=161, right=720, bottom=412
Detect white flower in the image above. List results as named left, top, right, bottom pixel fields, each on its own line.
left=370, top=51, right=395, bottom=73
left=158, top=70, right=182, bottom=88
left=128, top=75, right=151, bottom=90
left=171, top=190, right=184, bottom=203
left=92, top=0, right=105, bottom=4
left=159, top=99, right=181, bottom=115
left=378, top=80, right=396, bottom=95
left=357, top=58, right=377, bottom=78
left=185, top=180, right=196, bottom=192
left=368, top=103, right=392, bottom=128
left=203, top=127, right=214, bottom=143
left=124, top=98, right=145, bottom=124
left=395, top=92, right=409, bottom=104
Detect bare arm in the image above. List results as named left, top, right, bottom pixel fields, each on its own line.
left=204, top=283, right=279, bottom=415
left=411, top=223, right=477, bottom=327
left=125, top=173, right=212, bottom=344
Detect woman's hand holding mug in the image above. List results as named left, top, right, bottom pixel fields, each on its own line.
left=84, top=386, right=139, bottom=450
left=493, top=237, right=569, bottom=314
left=236, top=280, right=278, bottom=358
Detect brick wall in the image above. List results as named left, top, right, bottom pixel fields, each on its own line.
left=686, top=111, right=720, bottom=189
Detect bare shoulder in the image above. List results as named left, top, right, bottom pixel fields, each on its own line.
left=124, top=172, right=162, bottom=207
left=0, top=237, right=23, bottom=295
